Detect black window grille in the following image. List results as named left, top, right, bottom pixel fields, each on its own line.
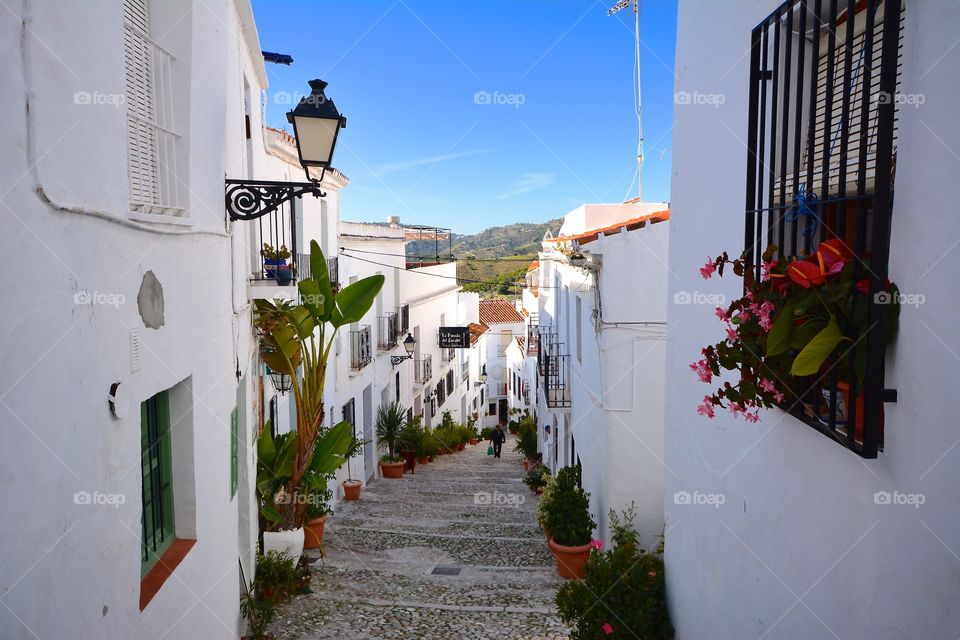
left=744, top=0, right=902, bottom=457
left=350, top=325, right=372, bottom=370
left=446, top=369, right=455, bottom=395
left=378, top=312, right=398, bottom=350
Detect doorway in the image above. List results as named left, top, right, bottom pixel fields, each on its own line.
left=362, top=385, right=374, bottom=480
left=498, top=399, right=508, bottom=425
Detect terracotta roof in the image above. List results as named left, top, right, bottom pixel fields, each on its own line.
left=516, top=336, right=525, bottom=350
left=545, top=209, right=669, bottom=246
left=468, top=322, right=489, bottom=346
left=527, top=260, right=540, bottom=271
left=479, top=299, right=524, bottom=324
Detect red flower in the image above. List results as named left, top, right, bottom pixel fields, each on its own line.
left=787, top=260, right=825, bottom=288
left=818, top=239, right=851, bottom=269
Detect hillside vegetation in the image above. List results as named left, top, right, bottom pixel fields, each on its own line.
left=407, top=218, right=561, bottom=298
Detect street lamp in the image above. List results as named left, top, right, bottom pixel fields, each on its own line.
left=225, top=79, right=347, bottom=221
left=391, top=333, right=417, bottom=366
left=475, top=364, right=488, bottom=387
left=268, top=369, right=292, bottom=394
left=287, top=80, right=346, bottom=180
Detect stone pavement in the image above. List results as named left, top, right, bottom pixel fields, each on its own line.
left=271, top=436, right=569, bottom=640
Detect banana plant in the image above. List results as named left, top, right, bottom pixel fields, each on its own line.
left=254, top=240, right=384, bottom=528
left=257, top=419, right=353, bottom=529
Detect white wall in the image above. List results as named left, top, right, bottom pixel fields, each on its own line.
left=667, top=2, right=960, bottom=639
left=0, top=1, right=267, bottom=637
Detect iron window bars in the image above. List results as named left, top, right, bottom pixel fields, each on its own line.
left=378, top=312, right=399, bottom=350
left=349, top=325, right=372, bottom=370
left=744, top=0, right=902, bottom=457
left=415, top=355, right=433, bottom=384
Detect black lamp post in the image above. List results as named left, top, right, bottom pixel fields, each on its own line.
left=225, top=79, right=347, bottom=221
left=268, top=369, right=292, bottom=394
left=391, top=333, right=417, bottom=366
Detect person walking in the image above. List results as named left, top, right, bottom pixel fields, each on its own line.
left=490, top=424, right=506, bottom=458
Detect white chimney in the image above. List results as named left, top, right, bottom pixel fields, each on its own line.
left=387, top=215, right=400, bottom=227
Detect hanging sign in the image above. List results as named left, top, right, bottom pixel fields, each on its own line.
left=438, top=326, right=470, bottom=349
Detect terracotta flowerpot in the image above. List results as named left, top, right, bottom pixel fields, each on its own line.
left=457, top=442, right=466, bottom=451
left=303, top=514, right=329, bottom=549
left=543, top=526, right=552, bottom=542
left=548, top=538, right=593, bottom=579
left=342, top=480, right=362, bottom=501
left=469, top=438, right=479, bottom=445
left=380, top=461, right=405, bottom=479
left=523, top=459, right=531, bottom=472
left=417, top=456, right=429, bottom=465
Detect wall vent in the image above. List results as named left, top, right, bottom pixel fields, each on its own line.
left=130, top=329, right=142, bottom=372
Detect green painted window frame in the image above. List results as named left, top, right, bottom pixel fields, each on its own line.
left=141, top=390, right=175, bottom=577
left=230, top=408, right=239, bottom=497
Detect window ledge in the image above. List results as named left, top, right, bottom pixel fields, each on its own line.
left=130, top=211, right=194, bottom=227
left=140, top=538, right=197, bottom=611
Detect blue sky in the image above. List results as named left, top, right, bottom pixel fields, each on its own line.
left=252, top=0, right=677, bottom=234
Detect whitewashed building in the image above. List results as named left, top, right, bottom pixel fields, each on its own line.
left=667, top=1, right=960, bottom=638
left=532, top=203, right=670, bottom=548
left=477, top=300, right=527, bottom=428
left=0, top=0, right=273, bottom=636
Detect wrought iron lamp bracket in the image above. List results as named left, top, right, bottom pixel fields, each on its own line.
left=391, top=354, right=413, bottom=366
left=225, top=179, right=326, bottom=221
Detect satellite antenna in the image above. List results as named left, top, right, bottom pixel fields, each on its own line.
left=608, top=0, right=643, bottom=202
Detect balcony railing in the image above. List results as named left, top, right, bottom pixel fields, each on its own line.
left=537, top=325, right=556, bottom=378
left=254, top=203, right=299, bottom=284
left=378, top=312, right=399, bottom=350
left=440, top=346, right=456, bottom=362
left=527, top=313, right=539, bottom=354
left=415, top=355, right=433, bottom=384
left=350, top=325, right=372, bottom=370
left=544, top=353, right=571, bottom=408
left=295, top=254, right=339, bottom=289
left=461, top=358, right=470, bottom=382
left=446, top=369, right=455, bottom=395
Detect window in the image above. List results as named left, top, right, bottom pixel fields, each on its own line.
left=744, top=0, right=903, bottom=458
left=576, top=297, right=582, bottom=364
left=230, top=408, right=238, bottom=497
left=141, top=390, right=174, bottom=575
left=350, top=325, right=372, bottom=370
left=488, top=402, right=496, bottom=416
left=446, top=369, right=455, bottom=395
left=123, top=0, right=183, bottom=214
left=342, top=398, right=356, bottom=437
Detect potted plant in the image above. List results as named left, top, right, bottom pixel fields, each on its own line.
left=523, top=464, right=550, bottom=494
left=341, top=434, right=368, bottom=501
left=555, top=505, right=673, bottom=638
left=276, top=262, right=295, bottom=287
left=253, top=550, right=298, bottom=604
left=302, top=469, right=333, bottom=550
left=513, top=417, right=538, bottom=470
left=536, top=474, right=557, bottom=541
left=376, top=401, right=407, bottom=479
left=545, top=465, right=596, bottom=579
left=240, top=584, right=277, bottom=640
left=255, top=241, right=383, bottom=556
left=260, top=243, right=291, bottom=279
left=694, top=241, right=900, bottom=433
left=398, top=416, right=423, bottom=473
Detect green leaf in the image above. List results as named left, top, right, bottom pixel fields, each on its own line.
left=261, top=322, right=301, bottom=374
left=257, top=425, right=277, bottom=467
left=790, top=319, right=825, bottom=350
left=331, top=275, right=385, bottom=328
left=310, top=420, right=353, bottom=474
left=885, top=283, right=901, bottom=345
left=285, top=305, right=315, bottom=340
left=766, top=304, right=795, bottom=357
left=306, top=240, right=335, bottom=321
left=790, top=315, right=843, bottom=376
left=260, top=504, right=283, bottom=524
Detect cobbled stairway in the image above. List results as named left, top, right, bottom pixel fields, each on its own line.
left=271, top=437, right=570, bottom=639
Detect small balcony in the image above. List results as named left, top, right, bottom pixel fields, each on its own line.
left=415, top=355, right=433, bottom=384
left=294, top=253, right=339, bottom=290
left=378, top=312, right=399, bottom=351
left=461, top=359, right=469, bottom=382
left=350, top=325, right=372, bottom=370
left=440, top=347, right=456, bottom=363
left=544, top=353, right=571, bottom=408
left=397, top=304, right=409, bottom=334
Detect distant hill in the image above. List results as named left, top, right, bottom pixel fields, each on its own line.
left=407, top=219, right=562, bottom=298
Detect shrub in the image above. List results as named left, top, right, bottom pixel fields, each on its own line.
left=544, top=465, right=595, bottom=546
left=523, top=464, right=550, bottom=490
left=480, top=427, right=494, bottom=441
left=555, top=508, right=673, bottom=640
left=513, top=419, right=538, bottom=460
left=398, top=417, right=426, bottom=456
left=375, top=401, right=407, bottom=458
left=536, top=474, right=557, bottom=532
left=254, top=550, right=298, bottom=603
left=240, top=585, right=277, bottom=640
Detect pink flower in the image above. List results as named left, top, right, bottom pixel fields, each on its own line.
left=689, top=359, right=713, bottom=384
left=697, top=397, right=716, bottom=419
left=602, top=623, right=614, bottom=635
left=762, top=260, right=778, bottom=281
left=743, top=410, right=761, bottom=423
left=759, top=379, right=777, bottom=394
left=728, top=402, right=744, bottom=417
left=590, top=539, right=603, bottom=551
left=773, top=390, right=784, bottom=403
left=715, top=306, right=728, bottom=321
left=725, top=327, right=739, bottom=343
left=700, top=259, right=716, bottom=279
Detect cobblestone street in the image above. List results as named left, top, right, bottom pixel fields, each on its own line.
left=271, top=438, right=569, bottom=639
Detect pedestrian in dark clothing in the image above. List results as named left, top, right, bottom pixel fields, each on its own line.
left=490, top=425, right=506, bottom=458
